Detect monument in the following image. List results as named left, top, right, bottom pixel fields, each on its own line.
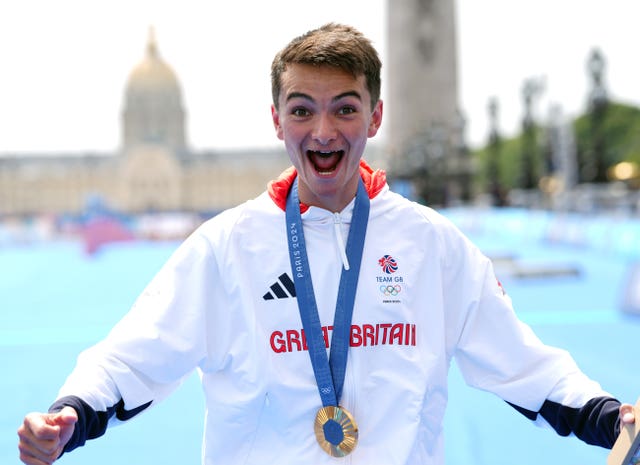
left=385, top=0, right=473, bottom=205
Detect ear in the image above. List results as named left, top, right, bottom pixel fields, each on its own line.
left=367, top=100, right=383, bottom=138
left=271, top=104, right=284, bottom=140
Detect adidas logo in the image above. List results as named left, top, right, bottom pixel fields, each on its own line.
left=263, top=273, right=297, bottom=300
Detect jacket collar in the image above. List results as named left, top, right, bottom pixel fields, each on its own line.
left=267, top=159, right=387, bottom=213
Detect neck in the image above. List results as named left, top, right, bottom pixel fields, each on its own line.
left=267, top=160, right=387, bottom=213
left=297, top=180, right=359, bottom=213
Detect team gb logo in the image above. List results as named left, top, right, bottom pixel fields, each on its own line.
left=378, top=255, right=398, bottom=274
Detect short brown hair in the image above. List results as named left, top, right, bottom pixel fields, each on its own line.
left=271, top=23, right=382, bottom=111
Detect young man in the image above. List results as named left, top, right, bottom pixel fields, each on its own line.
left=18, top=23, right=635, bottom=465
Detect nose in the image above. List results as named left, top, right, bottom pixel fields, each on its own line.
left=312, top=113, right=337, bottom=145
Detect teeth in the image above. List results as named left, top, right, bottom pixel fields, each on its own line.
left=308, top=150, right=343, bottom=175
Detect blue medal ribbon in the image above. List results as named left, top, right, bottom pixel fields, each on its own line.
left=285, top=176, right=370, bottom=409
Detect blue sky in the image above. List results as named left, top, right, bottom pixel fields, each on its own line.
left=0, top=0, right=637, bottom=153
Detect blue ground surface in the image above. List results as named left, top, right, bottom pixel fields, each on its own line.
left=2, top=208, right=639, bottom=464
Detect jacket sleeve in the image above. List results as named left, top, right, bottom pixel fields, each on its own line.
left=48, top=395, right=152, bottom=453
left=441, top=220, right=621, bottom=449
left=50, top=226, right=218, bottom=453
left=507, top=395, right=622, bottom=448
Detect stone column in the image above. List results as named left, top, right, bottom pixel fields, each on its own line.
left=386, top=0, right=459, bottom=159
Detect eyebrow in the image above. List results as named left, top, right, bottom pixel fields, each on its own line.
left=285, top=90, right=363, bottom=104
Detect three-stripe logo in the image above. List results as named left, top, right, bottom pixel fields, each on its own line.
left=263, top=273, right=297, bottom=300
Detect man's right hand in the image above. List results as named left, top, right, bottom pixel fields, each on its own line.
left=17, top=407, right=77, bottom=465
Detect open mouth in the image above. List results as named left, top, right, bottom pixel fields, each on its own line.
left=307, top=150, right=345, bottom=175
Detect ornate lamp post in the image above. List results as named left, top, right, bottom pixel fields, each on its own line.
left=486, top=97, right=505, bottom=205
left=585, top=48, right=609, bottom=183
left=519, top=78, right=544, bottom=190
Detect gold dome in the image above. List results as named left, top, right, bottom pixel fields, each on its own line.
left=126, top=28, right=180, bottom=93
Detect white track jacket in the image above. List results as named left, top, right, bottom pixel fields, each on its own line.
left=51, top=162, right=622, bottom=465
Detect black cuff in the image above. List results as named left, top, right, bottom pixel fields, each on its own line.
left=48, top=395, right=153, bottom=454
left=49, top=395, right=111, bottom=453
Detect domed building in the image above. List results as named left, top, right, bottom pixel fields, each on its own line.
left=0, top=31, right=291, bottom=217
left=122, top=30, right=187, bottom=156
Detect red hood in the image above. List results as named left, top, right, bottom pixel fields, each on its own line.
left=267, top=159, right=387, bottom=212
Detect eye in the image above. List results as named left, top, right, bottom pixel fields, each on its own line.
left=337, top=106, right=357, bottom=116
left=291, top=107, right=311, bottom=117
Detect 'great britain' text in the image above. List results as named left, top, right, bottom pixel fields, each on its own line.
left=270, top=323, right=417, bottom=353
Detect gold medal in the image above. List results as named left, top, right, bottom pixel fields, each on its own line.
left=314, top=405, right=359, bottom=457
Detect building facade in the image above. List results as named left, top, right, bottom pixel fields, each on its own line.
left=0, top=32, right=291, bottom=217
